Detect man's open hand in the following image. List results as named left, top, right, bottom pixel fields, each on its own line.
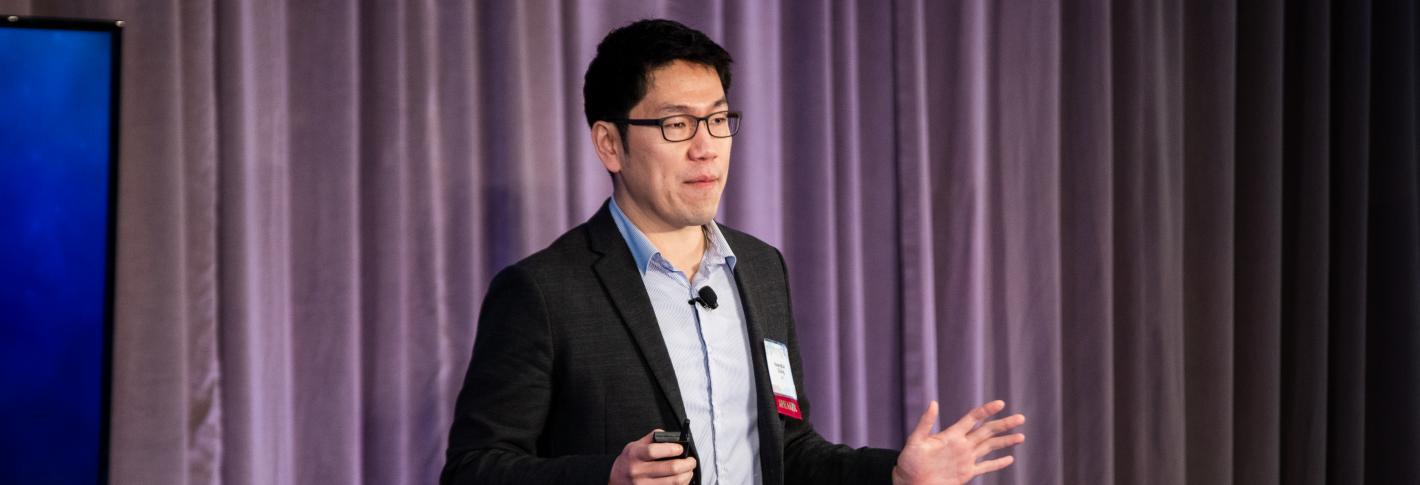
left=608, top=430, right=697, bottom=485
left=891, top=400, right=1025, bottom=485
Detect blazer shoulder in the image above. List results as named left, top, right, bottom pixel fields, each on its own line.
left=506, top=221, right=597, bottom=276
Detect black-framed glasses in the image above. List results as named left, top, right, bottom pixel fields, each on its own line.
left=610, top=110, right=742, bottom=142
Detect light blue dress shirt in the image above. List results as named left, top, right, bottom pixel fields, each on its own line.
left=609, top=197, right=762, bottom=485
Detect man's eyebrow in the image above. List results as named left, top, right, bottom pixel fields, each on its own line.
left=656, top=98, right=729, bottom=115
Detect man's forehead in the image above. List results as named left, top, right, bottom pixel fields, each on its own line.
left=640, top=61, right=726, bottom=114
left=648, top=98, right=728, bottom=115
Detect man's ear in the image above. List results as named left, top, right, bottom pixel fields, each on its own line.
left=591, top=121, right=623, bottom=174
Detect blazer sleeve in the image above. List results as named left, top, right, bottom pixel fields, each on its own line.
left=441, top=264, right=616, bottom=485
left=772, top=249, right=902, bottom=485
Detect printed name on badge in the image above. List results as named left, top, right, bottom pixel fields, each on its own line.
left=763, top=339, right=802, bottom=419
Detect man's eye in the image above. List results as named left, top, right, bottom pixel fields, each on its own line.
left=709, top=116, right=727, bottom=125
left=665, top=121, right=689, bottom=129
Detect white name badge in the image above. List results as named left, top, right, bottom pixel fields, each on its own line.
left=763, top=339, right=802, bottom=419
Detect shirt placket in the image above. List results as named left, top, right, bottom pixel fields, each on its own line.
left=692, top=254, right=726, bottom=482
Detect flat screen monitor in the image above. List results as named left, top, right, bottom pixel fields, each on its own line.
left=0, top=15, right=122, bottom=484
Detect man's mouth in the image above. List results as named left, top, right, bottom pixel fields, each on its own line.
left=685, top=176, right=718, bottom=188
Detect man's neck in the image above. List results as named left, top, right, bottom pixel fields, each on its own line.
left=614, top=193, right=709, bottom=281
left=648, top=227, right=706, bottom=281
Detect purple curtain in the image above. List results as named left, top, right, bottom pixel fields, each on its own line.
left=3, top=0, right=1416, bottom=484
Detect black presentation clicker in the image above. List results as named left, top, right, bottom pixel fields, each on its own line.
left=652, top=418, right=695, bottom=460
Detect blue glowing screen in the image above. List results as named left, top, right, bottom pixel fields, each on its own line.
left=0, top=24, right=116, bottom=484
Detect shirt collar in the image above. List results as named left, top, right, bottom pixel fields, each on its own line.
left=608, top=197, right=737, bottom=275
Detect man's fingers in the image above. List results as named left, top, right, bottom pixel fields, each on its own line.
left=614, top=432, right=697, bottom=484
left=966, top=413, right=1026, bottom=442
left=974, top=433, right=1025, bottom=456
left=973, top=454, right=1016, bottom=475
left=908, top=400, right=939, bottom=442
left=946, top=400, right=1006, bottom=435
left=630, top=429, right=687, bottom=462
left=628, top=430, right=661, bottom=461
left=655, top=457, right=697, bottom=477
left=635, top=457, right=697, bottom=480
left=644, top=443, right=686, bottom=460
left=671, top=457, right=697, bottom=475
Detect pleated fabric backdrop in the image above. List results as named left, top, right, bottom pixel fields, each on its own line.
left=2, top=0, right=1416, bottom=484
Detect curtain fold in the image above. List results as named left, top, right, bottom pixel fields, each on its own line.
left=1324, top=3, right=1370, bottom=485
left=3, top=0, right=1416, bottom=483
left=1364, top=1, right=1420, bottom=482
left=286, top=0, right=363, bottom=482
left=1060, top=0, right=1119, bottom=482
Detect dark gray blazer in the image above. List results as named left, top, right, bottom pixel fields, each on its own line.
left=442, top=203, right=898, bottom=484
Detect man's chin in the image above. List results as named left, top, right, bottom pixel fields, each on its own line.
left=680, top=207, right=719, bottom=227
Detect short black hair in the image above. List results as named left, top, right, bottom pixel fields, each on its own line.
left=582, top=19, right=733, bottom=129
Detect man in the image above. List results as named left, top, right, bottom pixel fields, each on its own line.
left=443, top=19, right=1025, bottom=485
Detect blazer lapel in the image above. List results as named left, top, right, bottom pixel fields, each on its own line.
left=726, top=239, right=787, bottom=485
left=585, top=204, right=689, bottom=425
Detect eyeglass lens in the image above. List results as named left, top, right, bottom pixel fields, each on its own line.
left=661, top=112, right=740, bottom=141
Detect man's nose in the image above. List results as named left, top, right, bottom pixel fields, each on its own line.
left=686, top=119, right=720, bottom=161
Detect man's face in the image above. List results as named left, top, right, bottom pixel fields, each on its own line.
left=606, top=60, right=732, bottom=232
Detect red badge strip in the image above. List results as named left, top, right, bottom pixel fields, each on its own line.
left=775, top=394, right=802, bottom=419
